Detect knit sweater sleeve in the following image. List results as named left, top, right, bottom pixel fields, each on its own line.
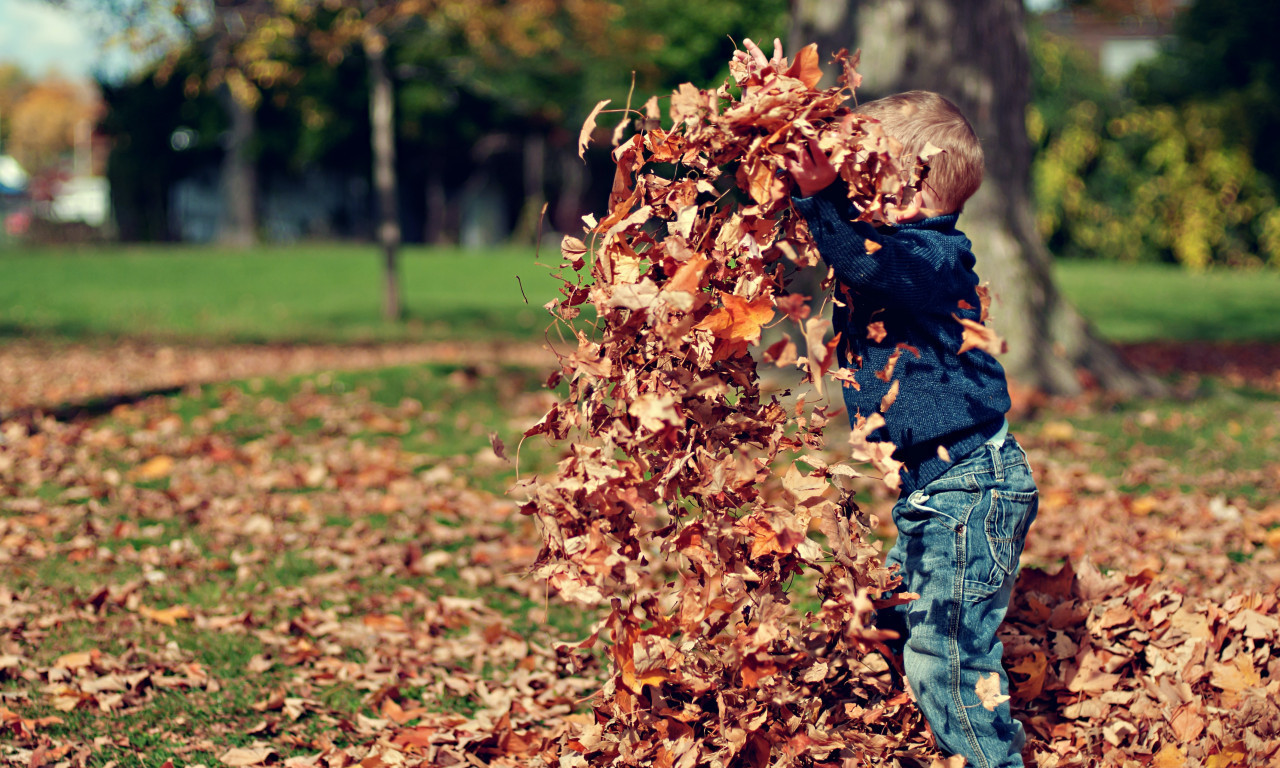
left=791, top=185, right=967, bottom=309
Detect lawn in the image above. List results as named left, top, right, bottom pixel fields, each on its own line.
left=2, top=246, right=1278, bottom=766
left=1052, top=260, right=1280, bottom=342
left=0, top=244, right=567, bottom=344
left=3, top=243, right=1278, bottom=344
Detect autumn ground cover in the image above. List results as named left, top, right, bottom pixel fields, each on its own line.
left=1, top=337, right=1278, bottom=767
left=2, top=250, right=1280, bottom=765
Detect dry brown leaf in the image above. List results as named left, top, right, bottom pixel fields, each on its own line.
left=579, top=99, right=610, bottom=159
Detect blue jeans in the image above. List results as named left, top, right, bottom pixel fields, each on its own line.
left=878, top=434, right=1038, bottom=768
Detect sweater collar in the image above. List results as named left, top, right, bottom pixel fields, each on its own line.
left=892, top=211, right=960, bottom=231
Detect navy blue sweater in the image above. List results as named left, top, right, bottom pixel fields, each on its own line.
left=792, top=185, right=1011, bottom=494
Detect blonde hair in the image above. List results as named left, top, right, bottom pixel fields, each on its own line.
left=854, top=90, right=984, bottom=213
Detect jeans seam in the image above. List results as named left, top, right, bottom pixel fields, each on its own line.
left=952, top=509, right=993, bottom=768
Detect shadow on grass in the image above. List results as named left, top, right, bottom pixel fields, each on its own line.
left=3, top=385, right=187, bottom=428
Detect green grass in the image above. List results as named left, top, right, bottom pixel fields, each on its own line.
left=1025, top=378, right=1280, bottom=505
left=1053, top=260, right=1280, bottom=342
left=0, top=243, right=568, bottom=344
left=3, top=243, right=1276, bottom=345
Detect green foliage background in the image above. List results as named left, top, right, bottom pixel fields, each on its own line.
left=1029, top=2, right=1280, bottom=270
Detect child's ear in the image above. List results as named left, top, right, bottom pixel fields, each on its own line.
left=891, top=195, right=922, bottom=223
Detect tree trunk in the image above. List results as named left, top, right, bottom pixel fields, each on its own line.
left=425, top=159, right=448, bottom=245
left=792, top=0, right=1161, bottom=396
left=365, top=28, right=402, bottom=321
left=208, top=0, right=259, bottom=250
left=216, top=85, right=258, bottom=247
left=555, top=143, right=588, bottom=236
left=512, top=132, right=547, bottom=244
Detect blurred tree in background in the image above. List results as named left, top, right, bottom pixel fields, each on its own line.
left=38, top=0, right=1280, bottom=274
left=84, top=0, right=787, bottom=316
left=1030, top=0, right=1280, bottom=269
left=9, top=80, right=93, bottom=174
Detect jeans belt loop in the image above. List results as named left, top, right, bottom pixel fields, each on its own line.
left=990, top=439, right=1005, bottom=481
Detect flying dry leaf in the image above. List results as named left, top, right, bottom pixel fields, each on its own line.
left=664, top=253, right=711, bottom=296
left=954, top=315, right=1007, bottom=356
left=579, top=99, right=610, bottom=159
left=802, top=317, right=836, bottom=397
left=697, top=294, right=775, bottom=344
left=763, top=337, right=798, bottom=367
left=879, top=379, right=900, bottom=412
left=628, top=393, right=680, bottom=433
left=489, top=432, right=508, bottom=461
left=784, top=43, right=824, bottom=89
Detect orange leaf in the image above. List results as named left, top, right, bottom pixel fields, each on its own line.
left=381, top=697, right=427, bottom=726
left=392, top=726, right=436, bottom=749
left=1008, top=652, right=1048, bottom=701
left=785, top=43, right=824, bottom=89
left=54, top=651, right=97, bottom=670
left=139, top=604, right=192, bottom=626
left=131, top=455, right=174, bottom=481
left=741, top=655, right=778, bottom=687
left=697, top=294, right=774, bottom=344
left=664, top=253, right=711, bottom=296
left=1210, top=655, right=1262, bottom=706
left=1152, top=744, right=1187, bottom=768
left=362, top=613, right=408, bottom=632
left=1205, top=751, right=1247, bottom=768
left=879, top=379, right=900, bottom=412
left=954, top=315, right=1007, bottom=356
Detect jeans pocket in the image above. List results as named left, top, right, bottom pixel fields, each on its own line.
left=899, top=490, right=965, bottom=534
left=983, top=488, right=1038, bottom=585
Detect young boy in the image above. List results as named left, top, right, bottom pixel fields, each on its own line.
left=741, top=39, right=1039, bottom=768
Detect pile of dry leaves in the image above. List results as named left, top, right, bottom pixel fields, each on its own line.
left=520, top=44, right=1280, bottom=768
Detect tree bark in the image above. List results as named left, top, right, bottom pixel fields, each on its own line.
left=555, top=143, right=588, bottom=236
left=216, top=86, right=258, bottom=247
left=792, top=0, right=1161, bottom=396
left=208, top=2, right=259, bottom=248
left=365, top=28, right=402, bottom=321
left=425, top=159, right=449, bottom=245
left=512, top=132, right=547, bottom=244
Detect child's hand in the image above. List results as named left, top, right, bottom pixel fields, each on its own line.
left=733, top=37, right=787, bottom=83
left=783, top=135, right=838, bottom=197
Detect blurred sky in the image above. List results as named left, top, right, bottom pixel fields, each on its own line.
left=1, top=0, right=1063, bottom=83
left=0, top=0, right=135, bottom=81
